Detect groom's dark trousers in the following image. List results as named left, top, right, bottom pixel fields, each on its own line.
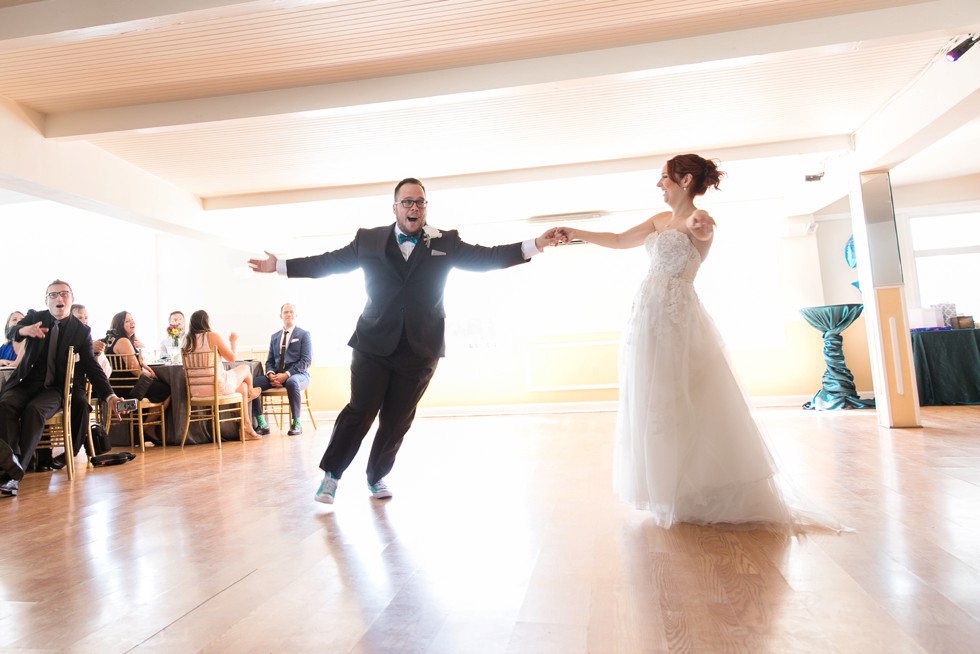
left=320, top=336, right=437, bottom=485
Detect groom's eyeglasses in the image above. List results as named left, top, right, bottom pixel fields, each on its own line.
left=46, top=291, right=72, bottom=299
left=397, top=199, right=428, bottom=208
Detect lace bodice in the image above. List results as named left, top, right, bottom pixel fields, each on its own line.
left=632, top=230, right=702, bottom=325
left=644, top=229, right=701, bottom=282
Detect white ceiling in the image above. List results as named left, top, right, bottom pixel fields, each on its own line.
left=0, top=0, right=978, bottom=238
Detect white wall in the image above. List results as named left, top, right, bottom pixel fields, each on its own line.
left=2, top=188, right=828, bottom=370
left=4, top=175, right=976, bottom=402
left=2, top=199, right=159, bottom=339
left=815, top=216, right=865, bottom=307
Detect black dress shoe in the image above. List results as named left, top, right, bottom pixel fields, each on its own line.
left=0, top=479, right=18, bottom=497
left=287, top=424, right=303, bottom=436
left=0, top=441, right=25, bottom=481
left=51, top=454, right=67, bottom=470
left=255, top=426, right=270, bottom=436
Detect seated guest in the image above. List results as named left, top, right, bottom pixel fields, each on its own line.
left=105, top=310, right=170, bottom=406
left=1, top=280, right=123, bottom=497
left=159, top=310, right=185, bottom=360
left=182, top=310, right=265, bottom=440
left=0, top=311, right=26, bottom=367
left=40, top=304, right=113, bottom=470
left=251, top=303, right=312, bottom=436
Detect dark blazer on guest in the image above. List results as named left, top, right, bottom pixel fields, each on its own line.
left=285, top=224, right=527, bottom=359
left=5, top=310, right=114, bottom=400
left=265, top=325, right=312, bottom=376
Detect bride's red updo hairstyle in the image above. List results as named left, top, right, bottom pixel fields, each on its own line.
left=666, top=154, right=725, bottom=196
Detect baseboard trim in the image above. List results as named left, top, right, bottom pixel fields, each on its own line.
left=308, top=392, right=876, bottom=422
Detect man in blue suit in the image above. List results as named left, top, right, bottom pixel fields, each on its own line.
left=251, top=303, right=312, bottom=436
left=249, top=177, right=557, bottom=504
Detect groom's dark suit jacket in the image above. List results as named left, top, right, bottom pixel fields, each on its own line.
left=4, top=310, right=114, bottom=400
left=286, top=224, right=527, bottom=359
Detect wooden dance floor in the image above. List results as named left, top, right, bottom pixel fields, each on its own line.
left=1, top=406, right=979, bottom=653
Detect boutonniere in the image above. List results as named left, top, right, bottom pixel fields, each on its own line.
left=421, top=224, right=442, bottom=248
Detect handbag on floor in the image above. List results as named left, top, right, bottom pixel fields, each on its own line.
left=91, top=452, right=136, bottom=467
left=91, top=422, right=111, bottom=455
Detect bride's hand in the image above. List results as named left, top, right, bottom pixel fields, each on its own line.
left=555, top=227, right=576, bottom=244
left=687, top=210, right=715, bottom=240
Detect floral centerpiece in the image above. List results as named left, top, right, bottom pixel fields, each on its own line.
left=422, top=224, right=442, bottom=248
left=166, top=323, right=182, bottom=348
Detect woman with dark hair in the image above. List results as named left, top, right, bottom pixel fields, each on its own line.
left=1, top=311, right=25, bottom=366
left=557, top=154, right=844, bottom=532
left=106, top=310, right=171, bottom=405
left=182, top=309, right=264, bottom=440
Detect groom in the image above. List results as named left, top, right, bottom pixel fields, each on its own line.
left=248, top=177, right=557, bottom=504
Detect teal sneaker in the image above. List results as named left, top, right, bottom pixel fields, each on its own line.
left=315, top=472, right=338, bottom=504
left=368, top=478, right=393, bottom=500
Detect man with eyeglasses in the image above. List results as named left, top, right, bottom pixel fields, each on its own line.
left=0, top=280, right=124, bottom=497
left=249, top=177, right=558, bottom=504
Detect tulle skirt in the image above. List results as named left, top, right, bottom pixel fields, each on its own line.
left=614, top=276, right=845, bottom=533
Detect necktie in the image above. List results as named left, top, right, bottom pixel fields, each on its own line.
left=44, top=319, right=61, bottom=388
left=277, top=331, right=289, bottom=373
left=397, top=233, right=418, bottom=244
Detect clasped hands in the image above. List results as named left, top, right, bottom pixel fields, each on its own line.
left=536, top=227, right=578, bottom=249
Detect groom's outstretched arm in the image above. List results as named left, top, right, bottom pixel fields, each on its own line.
left=248, top=237, right=361, bottom=279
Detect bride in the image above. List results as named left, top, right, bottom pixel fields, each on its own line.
left=557, top=154, right=845, bottom=532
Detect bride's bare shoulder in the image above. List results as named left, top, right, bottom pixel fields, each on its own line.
left=650, top=211, right=672, bottom=231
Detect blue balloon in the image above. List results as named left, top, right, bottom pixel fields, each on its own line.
left=844, top=235, right=857, bottom=269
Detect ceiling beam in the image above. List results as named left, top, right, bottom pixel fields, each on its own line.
left=44, top=0, right=980, bottom=139
left=853, top=45, right=980, bottom=173
left=0, top=0, right=304, bottom=47
left=204, top=136, right=852, bottom=210
left=0, top=95, right=210, bottom=238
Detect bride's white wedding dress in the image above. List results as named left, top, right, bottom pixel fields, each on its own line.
left=615, top=230, right=844, bottom=531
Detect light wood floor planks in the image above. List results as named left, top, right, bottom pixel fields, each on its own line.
left=1, top=406, right=979, bottom=653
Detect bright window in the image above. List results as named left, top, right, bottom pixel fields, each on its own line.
left=909, top=212, right=980, bottom=317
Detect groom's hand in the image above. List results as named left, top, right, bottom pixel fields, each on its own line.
left=248, top=251, right=279, bottom=273
left=534, top=227, right=560, bottom=251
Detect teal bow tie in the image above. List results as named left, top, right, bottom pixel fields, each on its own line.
left=398, top=233, right=419, bottom=245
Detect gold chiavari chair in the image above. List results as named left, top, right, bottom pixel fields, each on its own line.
left=36, top=346, right=80, bottom=479
left=104, top=352, right=167, bottom=452
left=182, top=347, right=245, bottom=447
left=261, top=385, right=317, bottom=431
